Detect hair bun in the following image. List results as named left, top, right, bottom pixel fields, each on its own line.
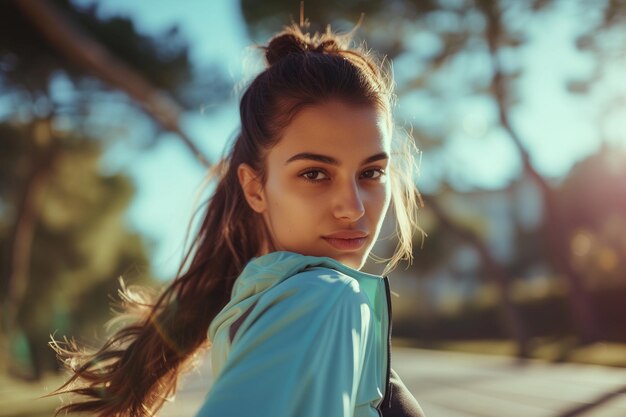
left=264, top=27, right=342, bottom=66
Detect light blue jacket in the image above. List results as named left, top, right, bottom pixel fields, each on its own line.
left=195, top=251, right=392, bottom=417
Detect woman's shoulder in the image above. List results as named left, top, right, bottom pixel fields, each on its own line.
left=263, top=265, right=364, bottom=302
left=243, top=266, right=369, bottom=326
left=228, top=265, right=372, bottom=347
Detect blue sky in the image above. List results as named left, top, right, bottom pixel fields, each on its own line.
left=72, top=0, right=626, bottom=280
left=81, top=0, right=252, bottom=279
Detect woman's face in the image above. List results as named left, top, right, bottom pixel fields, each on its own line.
left=238, top=100, right=392, bottom=270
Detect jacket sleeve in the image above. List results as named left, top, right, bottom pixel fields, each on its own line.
left=195, top=273, right=373, bottom=417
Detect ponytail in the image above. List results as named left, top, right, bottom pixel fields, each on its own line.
left=47, top=138, right=263, bottom=416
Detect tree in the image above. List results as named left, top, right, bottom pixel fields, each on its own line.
left=0, top=0, right=230, bottom=378
left=0, top=119, right=154, bottom=378
left=558, top=143, right=626, bottom=288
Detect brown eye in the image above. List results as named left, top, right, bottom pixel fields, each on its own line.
left=361, top=168, right=385, bottom=179
left=301, top=170, right=329, bottom=182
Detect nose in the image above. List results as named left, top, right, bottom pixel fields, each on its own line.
left=332, top=179, right=365, bottom=221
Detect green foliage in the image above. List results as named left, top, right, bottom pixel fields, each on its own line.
left=395, top=279, right=626, bottom=346
left=0, top=0, right=189, bottom=98
left=0, top=121, right=155, bottom=377
left=240, top=0, right=406, bottom=39
left=0, top=0, right=216, bottom=378
left=68, top=2, right=192, bottom=96
left=0, top=0, right=231, bottom=115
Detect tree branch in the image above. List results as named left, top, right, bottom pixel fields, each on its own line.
left=422, top=193, right=530, bottom=357
left=479, top=0, right=601, bottom=343
left=15, top=0, right=211, bottom=168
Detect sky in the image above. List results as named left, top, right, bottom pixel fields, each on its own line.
left=80, top=0, right=253, bottom=279
left=69, top=0, right=626, bottom=280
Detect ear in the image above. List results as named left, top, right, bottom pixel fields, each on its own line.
left=237, top=163, right=267, bottom=213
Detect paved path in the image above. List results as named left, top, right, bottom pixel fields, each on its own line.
left=159, top=346, right=626, bottom=417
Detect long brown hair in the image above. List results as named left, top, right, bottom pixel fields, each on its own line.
left=47, top=22, right=422, bottom=417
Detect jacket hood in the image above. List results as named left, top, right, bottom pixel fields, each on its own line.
left=203, top=250, right=391, bottom=415
left=208, top=251, right=382, bottom=343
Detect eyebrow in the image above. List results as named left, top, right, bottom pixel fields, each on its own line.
left=285, top=151, right=389, bottom=166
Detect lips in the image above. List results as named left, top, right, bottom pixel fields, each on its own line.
left=324, top=230, right=368, bottom=239
left=322, top=230, right=368, bottom=251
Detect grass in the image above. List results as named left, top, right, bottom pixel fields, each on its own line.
left=0, top=371, right=67, bottom=417
left=394, top=336, right=626, bottom=368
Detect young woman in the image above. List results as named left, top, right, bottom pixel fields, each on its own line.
left=49, top=22, right=425, bottom=417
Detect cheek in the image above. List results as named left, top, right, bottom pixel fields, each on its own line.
left=366, top=183, right=391, bottom=217
left=364, top=186, right=391, bottom=234
left=264, top=177, right=319, bottom=227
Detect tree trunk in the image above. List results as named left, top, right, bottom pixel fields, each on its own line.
left=479, top=0, right=601, bottom=343
left=422, top=194, right=531, bottom=358
left=1, top=120, right=59, bottom=377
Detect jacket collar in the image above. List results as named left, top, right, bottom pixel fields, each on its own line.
left=208, top=251, right=383, bottom=341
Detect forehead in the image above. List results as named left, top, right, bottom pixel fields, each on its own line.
left=271, top=100, right=390, bottom=160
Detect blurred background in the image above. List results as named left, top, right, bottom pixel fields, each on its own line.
left=1, top=0, right=626, bottom=416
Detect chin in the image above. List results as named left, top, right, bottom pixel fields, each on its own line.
left=333, top=253, right=367, bottom=270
